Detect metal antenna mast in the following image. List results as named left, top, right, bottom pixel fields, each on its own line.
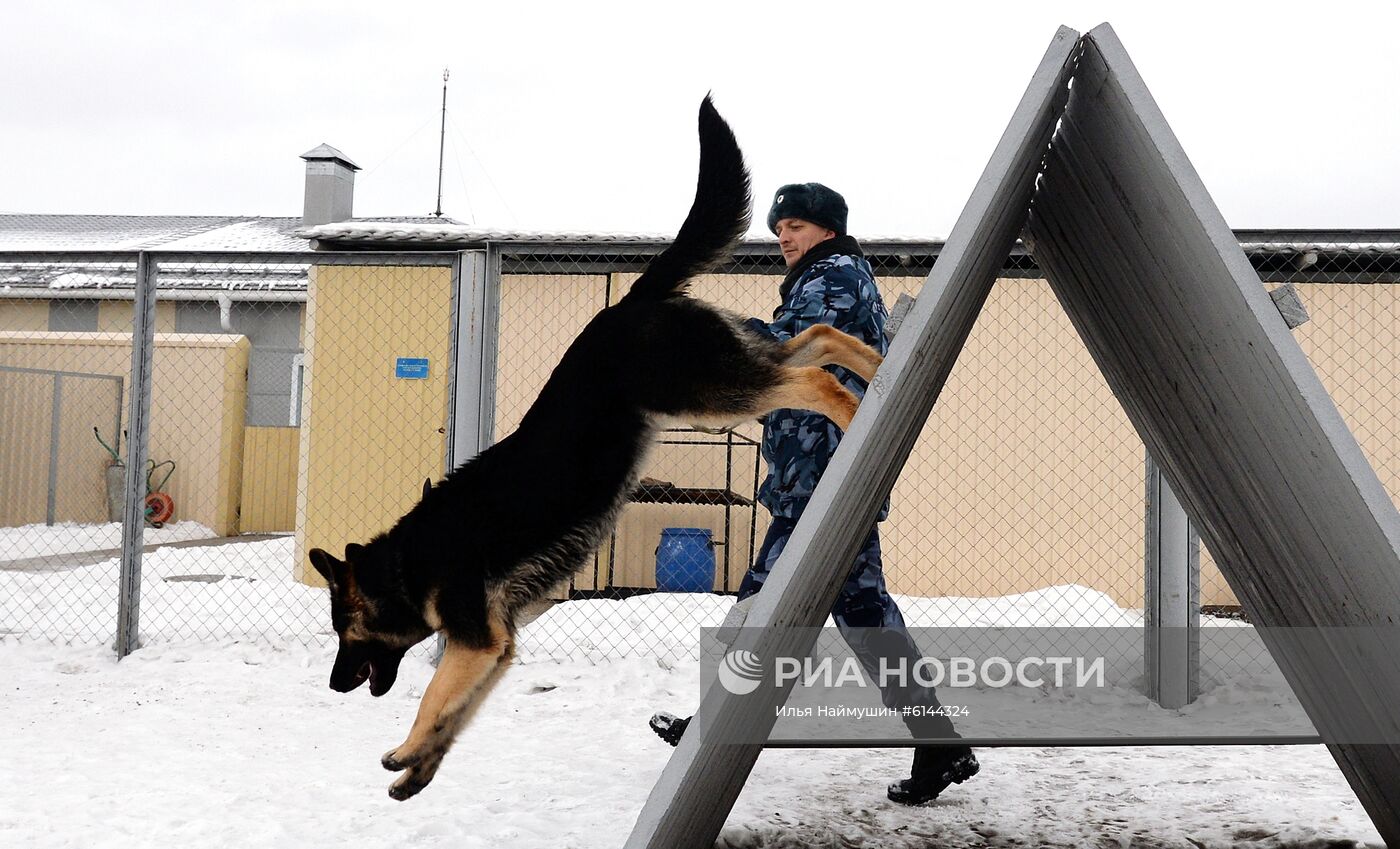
left=433, top=68, right=449, bottom=217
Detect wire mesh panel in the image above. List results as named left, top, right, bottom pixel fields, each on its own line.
left=871, top=264, right=1147, bottom=633
left=125, top=255, right=458, bottom=647
left=494, top=237, right=1400, bottom=682
left=3, top=238, right=1396, bottom=693
left=503, top=243, right=1154, bottom=665
left=0, top=254, right=136, bottom=644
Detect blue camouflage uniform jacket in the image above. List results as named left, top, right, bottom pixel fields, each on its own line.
left=749, top=235, right=890, bottom=521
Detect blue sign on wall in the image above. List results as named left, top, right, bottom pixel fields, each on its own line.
left=395, top=357, right=430, bottom=379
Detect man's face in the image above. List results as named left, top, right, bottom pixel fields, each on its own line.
left=775, top=218, right=837, bottom=268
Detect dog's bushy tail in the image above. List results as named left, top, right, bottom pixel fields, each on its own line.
left=623, top=94, right=751, bottom=302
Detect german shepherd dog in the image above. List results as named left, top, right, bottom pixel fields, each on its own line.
left=309, top=95, right=884, bottom=800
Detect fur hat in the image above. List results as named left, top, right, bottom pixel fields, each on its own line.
left=766, top=182, right=848, bottom=236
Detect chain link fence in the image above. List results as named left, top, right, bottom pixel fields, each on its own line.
left=0, top=251, right=459, bottom=654
left=1, top=255, right=138, bottom=643
left=2, top=239, right=1397, bottom=713
left=488, top=236, right=1400, bottom=703
left=505, top=241, right=1154, bottom=664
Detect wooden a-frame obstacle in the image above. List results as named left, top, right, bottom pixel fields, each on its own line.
left=626, top=23, right=1400, bottom=849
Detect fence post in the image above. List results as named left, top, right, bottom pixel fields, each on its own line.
left=434, top=249, right=498, bottom=664
left=449, top=248, right=498, bottom=466
left=1144, top=451, right=1200, bottom=707
left=46, top=373, right=63, bottom=525
left=115, top=252, right=157, bottom=659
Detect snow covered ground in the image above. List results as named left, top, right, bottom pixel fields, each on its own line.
left=0, top=529, right=1387, bottom=847
left=1, top=520, right=219, bottom=559
left=3, top=641, right=1383, bottom=848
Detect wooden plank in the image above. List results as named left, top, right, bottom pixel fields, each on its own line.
left=240, top=427, right=299, bottom=532
left=1027, top=23, right=1400, bottom=843
left=624, top=26, right=1081, bottom=849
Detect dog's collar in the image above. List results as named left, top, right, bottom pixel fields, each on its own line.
left=779, top=235, right=864, bottom=301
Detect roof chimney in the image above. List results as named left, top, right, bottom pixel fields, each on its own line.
left=300, top=143, right=360, bottom=226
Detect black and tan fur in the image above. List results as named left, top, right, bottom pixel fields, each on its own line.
left=309, top=95, right=884, bottom=800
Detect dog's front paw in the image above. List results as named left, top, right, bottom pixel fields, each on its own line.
left=381, top=746, right=417, bottom=772
left=387, top=753, right=445, bottom=801
left=388, top=770, right=429, bottom=801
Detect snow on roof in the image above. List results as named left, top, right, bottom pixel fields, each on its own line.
left=0, top=215, right=309, bottom=252
left=0, top=215, right=472, bottom=296
left=300, top=222, right=1400, bottom=253
left=1238, top=240, right=1400, bottom=252
left=298, top=221, right=676, bottom=244
left=0, top=214, right=464, bottom=253
left=0, top=263, right=308, bottom=294
left=296, top=220, right=962, bottom=246
left=157, top=219, right=310, bottom=252
left=1234, top=229, right=1400, bottom=252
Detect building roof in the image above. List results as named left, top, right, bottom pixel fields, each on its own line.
left=1232, top=229, right=1400, bottom=252
left=0, top=214, right=461, bottom=298
left=0, top=215, right=308, bottom=252
left=0, top=214, right=459, bottom=253
left=299, top=222, right=1400, bottom=254
left=0, top=216, right=1394, bottom=299
left=295, top=220, right=933, bottom=246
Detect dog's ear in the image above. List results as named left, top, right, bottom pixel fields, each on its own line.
left=422, top=478, right=432, bottom=500
left=308, top=547, right=346, bottom=586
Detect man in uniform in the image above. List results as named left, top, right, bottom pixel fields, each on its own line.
left=650, top=183, right=979, bottom=805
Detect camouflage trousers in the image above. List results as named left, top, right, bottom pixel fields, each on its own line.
left=736, top=516, right=959, bottom=739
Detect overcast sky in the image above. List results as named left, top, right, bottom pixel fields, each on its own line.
left=3, top=0, right=1397, bottom=236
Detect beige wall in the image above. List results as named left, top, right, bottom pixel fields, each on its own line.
left=0, top=331, right=248, bottom=534
left=98, top=300, right=176, bottom=333
left=240, top=426, right=299, bottom=532
left=494, top=272, right=1400, bottom=609
left=295, top=265, right=454, bottom=585
left=495, top=274, right=608, bottom=434
left=0, top=298, right=177, bottom=333
left=0, top=300, right=51, bottom=331
left=881, top=276, right=1147, bottom=606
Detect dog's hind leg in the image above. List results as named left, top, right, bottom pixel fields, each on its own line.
left=381, top=619, right=515, bottom=800
left=757, top=366, right=860, bottom=431
left=782, top=324, right=883, bottom=382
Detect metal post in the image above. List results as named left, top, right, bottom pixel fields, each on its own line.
left=46, top=374, right=63, bottom=526
left=443, top=252, right=464, bottom=477
left=115, top=252, right=156, bottom=659
left=1145, top=452, right=1199, bottom=708
left=448, top=249, right=497, bottom=468
left=749, top=437, right=760, bottom=575
left=723, top=430, right=734, bottom=591
left=440, top=249, right=496, bottom=660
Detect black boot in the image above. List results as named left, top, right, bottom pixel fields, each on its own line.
left=886, top=745, right=979, bottom=805
left=649, top=712, right=692, bottom=747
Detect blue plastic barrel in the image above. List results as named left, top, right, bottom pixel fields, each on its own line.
left=655, top=527, right=715, bottom=592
